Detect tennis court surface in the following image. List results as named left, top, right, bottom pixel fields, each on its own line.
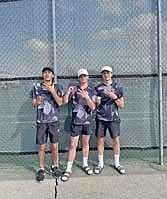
left=0, top=151, right=167, bottom=199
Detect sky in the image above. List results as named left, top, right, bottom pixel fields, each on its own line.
left=0, top=0, right=167, bottom=77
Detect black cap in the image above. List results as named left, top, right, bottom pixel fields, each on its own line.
left=42, top=67, right=54, bottom=74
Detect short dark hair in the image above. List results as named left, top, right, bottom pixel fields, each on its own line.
left=42, top=67, right=54, bottom=74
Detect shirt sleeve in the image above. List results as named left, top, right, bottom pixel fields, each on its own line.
left=30, top=84, right=37, bottom=99
left=56, top=84, right=64, bottom=97
left=91, top=87, right=97, bottom=101
left=117, top=86, right=123, bottom=98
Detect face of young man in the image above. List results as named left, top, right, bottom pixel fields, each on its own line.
left=79, top=74, right=89, bottom=84
left=42, top=70, right=54, bottom=82
left=102, top=71, right=112, bottom=83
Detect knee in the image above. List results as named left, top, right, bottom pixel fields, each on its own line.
left=112, top=137, right=120, bottom=146
left=97, top=137, right=105, bottom=146
left=39, top=144, right=46, bottom=152
left=51, top=143, right=58, bottom=150
left=70, top=142, right=78, bottom=150
left=82, top=136, right=90, bottom=147
left=82, top=142, right=89, bottom=149
left=82, top=139, right=89, bottom=147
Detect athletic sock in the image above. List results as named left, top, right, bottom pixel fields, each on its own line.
left=98, top=155, right=104, bottom=168
left=114, top=154, right=120, bottom=168
left=82, top=157, right=88, bottom=168
left=66, top=161, right=73, bottom=173
left=38, top=167, right=44, bottom=171
left=51, top=164, right=58, bottom=168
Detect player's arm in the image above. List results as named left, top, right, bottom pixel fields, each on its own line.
left=32, top=96, right=43, bottom=107
left=107, top=91, right=125, bottom=108
left=30, top=86, right=43, bottom=107
left=106, top=87, right=124, bottom=108
left=114, top=96, right=125, bottom=108
left=51, top=90, right=63, bottom=106
left=42, top=83, right=63, bottom=106
left=32, top=98, right=37, bottom=107
left=85, top=95, right=96, bottom=110
left=78, top=89, right=96, bottom=110
left=63, top=86, right=75, bottom=104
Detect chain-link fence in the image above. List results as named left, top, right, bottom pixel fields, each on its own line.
left=0, top=0, right=167, bottom=170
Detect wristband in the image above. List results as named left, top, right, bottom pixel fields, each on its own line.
left=114, top=97, right=119, bottom=101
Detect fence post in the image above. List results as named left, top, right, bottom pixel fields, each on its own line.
left=157, top=0, right=163, bottom=165
left=52, top=0, right=57, bottom=81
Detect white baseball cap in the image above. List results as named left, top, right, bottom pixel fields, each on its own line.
left=100, top=66, right=112, bottom=73
left=77, top=68, right=89, bottom=77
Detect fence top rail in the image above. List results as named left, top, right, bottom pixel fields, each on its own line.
left=0, top=73, right=167, bottom=82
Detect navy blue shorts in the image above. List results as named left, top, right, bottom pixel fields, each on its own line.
left=71, top=124, right=92, bottom=137
left=95, top=119, right=120, bottom=139
left=36, top=122, right=59, bottom=144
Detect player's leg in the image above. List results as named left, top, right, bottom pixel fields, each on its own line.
left=93, top=120, right=106, bottom=174
left=82, top=132, right=93, bottom=175
left=109, top=121, right=125, bottom=174
left=49, top=122, right=60, bottom=174
left=36, top=123, right=48, bottom=181
left=61, top=124, right=80, bottom=182
left=38, top=144, right=46, bottom=169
